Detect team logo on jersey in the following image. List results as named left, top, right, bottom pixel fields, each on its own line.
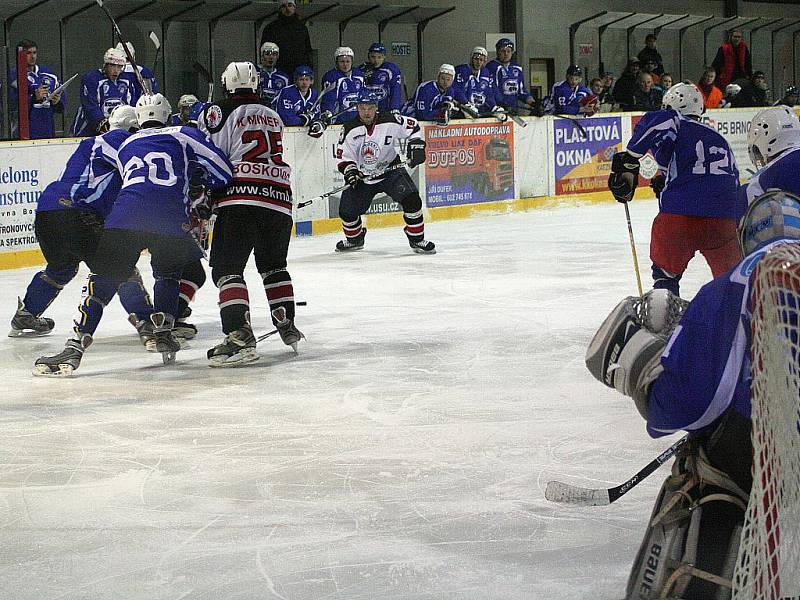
left=367, top=85, right=387, bottom=100
left=503, top=81, right=519, bottom=95
left=471, top=92, right=486, bottom=106
left=206, top=105, right=223, bottom=129
left=361, top=140, right=380, bottom=166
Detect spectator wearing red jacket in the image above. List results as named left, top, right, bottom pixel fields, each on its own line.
left=711, top=30, right=752, bottom=89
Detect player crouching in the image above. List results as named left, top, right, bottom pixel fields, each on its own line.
left=334, top=89, right=432, bottom=254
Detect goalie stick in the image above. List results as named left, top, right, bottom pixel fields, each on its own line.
left=94, top=0, right=149, bottom=96
left=193, top=62, right=213, bottom=103
left=544, top=434, right=689, bottom=506
left=296, top=161, right=410, bottom=209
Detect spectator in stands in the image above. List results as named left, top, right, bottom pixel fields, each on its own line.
left=637, top=34, right=664, bottom=75
left=591, top=77, right=614, bottom=112
left=486, top=38, right=537, bottom=114
left=631, top=72, right=663, bottom=112
left=602, top=71, right=615, bottom=96
left=641, top=58, right=661, bottom=86
left=711, top=29, right=752, bottom=89
left=548, top=65, right=592, bottom=116
left=774, top=85, right=798, bottom=107
left=721, top=83, right=741, bottom=108
left=9, top=39, right=64, bottom=139
left=361, top=42, right=403, bottom=114
left=697, top=66, right=723, bottom=109
left=732, top=71, right=769, bottom=108
left=612, top=58, right=640, bottom=111
left=659, top=72, right=674, bottom=91
left=260, top=0, right=312, bottom=77
left=257, top=42, right=290, bottom=106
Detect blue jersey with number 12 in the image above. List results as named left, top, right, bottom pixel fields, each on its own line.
left=627, top=109, right=739, bottom=219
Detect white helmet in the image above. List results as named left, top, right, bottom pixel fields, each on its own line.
left=438, top=64, right=456, bottom=77
left=738, top=190, right=800, bottom=254
left=662, top=82, right=704, bottom=118
left=260, top=42, right=279, bottom=55
left=471, top=47, right=488, bottom=58
left=747, top=106, right=800, bottom=168
left=221, top=61, right=259, bottom=93
left=178, top=94, right=199, bottom=109
left=724, top=83, right=741, bottom=98
left=108, top=105, right=138, bottom=132
left=103, top=47, right=126, bottom=67
left=334, top=46, right=354, bottom=60
left=135, top=93, right=171, bottom=126
left=114, top=41, right=135, bottom=60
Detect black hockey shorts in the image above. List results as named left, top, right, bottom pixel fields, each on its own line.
left=91, top=228, right=203, bottom=285
left=209, top=205, right=293, bottom=278
left=34, top=208, right=104, bottom=271
left=339, top=169, right=421, bottom=221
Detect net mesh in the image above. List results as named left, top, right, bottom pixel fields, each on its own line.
left=732, top=243, right=800, bottom=600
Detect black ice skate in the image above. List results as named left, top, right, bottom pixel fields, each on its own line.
left=148, top=312, right=180, bottom=364
left=128, top=313, right=155, bottom=347
left=271, top=306, right=305, bottom=353
left=9, top=298, right=55, bottom=337
left=173, top=307, right=198, bottom=340
left=409, top=239, right=436, bottom=255
left=207, top=324, right=259, bottom=367
left=335, top=228, right=366, bottom=252
left=33, top=334, right=93, bottom=377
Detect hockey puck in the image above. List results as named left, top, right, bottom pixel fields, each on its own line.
left=297, top=301, right=307, bottom=306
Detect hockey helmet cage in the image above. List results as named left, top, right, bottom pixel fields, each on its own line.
left=662, top=82, right=704, bottom=118
left=103, top=47, right=126, bottom=67
left=335, top=46, right=354, bottom=60
left=178, top=94, right=200, bottom=110
left=356, top=88, right=379, bottom=105
left=738, top=190, right=800, bottom=255
left=221, top=61, right=259, bottom=94
left=108, top=105, right=138, bottom=132
left=747, top=106, right=800, bottom=168
left=495, top=38, right=514, bottom=50
left=472, top=46, right=488, bottom=57
left=566, top=65, right=583, bottom=77
left=293, top=65, right=313, bottom=78
left=135, top=93, right=171, bottom=126
left=114, top=41, right=135, bottom=60
left=438, top=64, right=456, bottom=77
left=260, top=42, right=279, bottom=55
left=368, top=42, right=386, bottom=55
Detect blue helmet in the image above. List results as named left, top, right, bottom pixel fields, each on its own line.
left=368, top=42, right=386, bottom=54
left=495, top=38, right=514, bottom=50
left=356, top=88, right=379, bottom=106
left=293, top=65, right=313, bottom=78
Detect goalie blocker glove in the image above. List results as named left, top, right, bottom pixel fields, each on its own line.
left=406, top=139, right=427, bottom=169
left=608, top=151, right=640, bottom=203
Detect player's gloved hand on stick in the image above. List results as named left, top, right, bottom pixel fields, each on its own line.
left=299, top=113, right=312, bottom=127
left=650, top=174, right=666, bottom=197
left=440, top=101, right=455, bottom=114
left=608, top=151, right=640, bottom=203
left=343, top=164, right=364, bottom=187
left=319, top=110, right=333, bottom=126
left=407, top=139, right=427, bottom=169
left=491, top=106, right=508, bottom=122
left=308, top=119, right=326, bottom=138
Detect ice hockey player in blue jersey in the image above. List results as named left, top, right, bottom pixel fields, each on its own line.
left=609, top=83, right=741, bottom=297
left=485, top=38, right=537, bottom=113
left=9, top=106, right=154, bottom=338
left=33, top=94, right=234, bottom=376
left=257, top=42, right=290, bottom=106
left=274, top=65, right=318, bottom=126
left=453, top=47, right=496, bottom=117
left=9, top=39, right=65, bottom=139
left=360, top=42, right=403, bottom=114
left=170, top=94, right=205, bottom=127
left=405, top=64, right=465, bottom=123
left=72, top=47, right=134, bottom=137
left=115, top=42, right=158, bottom=103
left=319, top=47, right=364, bottom=125
left=547, top=65, right=594, bottom=116
left=586, top=189, right=800, bottom=599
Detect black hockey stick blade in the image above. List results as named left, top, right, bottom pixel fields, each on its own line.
left=545, top=434, right=689, bottom=506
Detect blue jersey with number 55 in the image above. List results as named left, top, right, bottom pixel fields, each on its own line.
left=106, top=126, right=233, bottom=235
left=627, top=109, right=739, bottom=219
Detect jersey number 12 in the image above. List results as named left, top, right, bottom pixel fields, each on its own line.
left=691, top=141, right=732, bottom=176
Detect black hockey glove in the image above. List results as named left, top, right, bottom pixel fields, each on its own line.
left=650, top=174, right=666, bottom=198
left=608, top=151, right=641, bottom=203
left=191, top=199, right=213, bottom=221
left=343, top=164, right=364, bottom=187
left=440, top=101, right=455, bottom=114
left=407, top=139, right=427, bottom=169
left=299, top=113, right=311, bottom=127
left=308, top=119, right=326, bottom=138
left=319, top=110, right=333, bottom=126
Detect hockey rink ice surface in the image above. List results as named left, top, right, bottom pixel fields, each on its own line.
left=0, top=199, right=711, bottom=599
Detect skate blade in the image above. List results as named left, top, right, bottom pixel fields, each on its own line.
left=335, top=246, right=364, bottom=253
left=9, top=328, right=53, bottom=338
left=411, top=247, right=436, bottom=255
left=173, top=327, right=197, bottom=340
left=162, top=351, right=177, bottom=365
left=208, top=348, right=260, bottom=368
left=32, top=363, right=74, bottom=377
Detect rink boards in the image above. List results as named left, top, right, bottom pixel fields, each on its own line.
left=0, top=108, right=763, bottom=269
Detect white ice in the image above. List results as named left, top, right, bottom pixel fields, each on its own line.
left=0, top=199, right=711, bottom=599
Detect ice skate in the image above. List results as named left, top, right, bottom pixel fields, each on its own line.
left=335, top=229, right=366, bottom=252
left=128, top=313, right=155, bottom=348
left=147, top=312, right=180, bottom=364
left=207, top=324, right=259, bottom=367
left=9, top=298, right=55, bottom=337
left=174, top=307, right=198, bottom=340
left=272, top=306, right=305, bottom=353
left=409, top=239, right=436, bottom=255
left=33, top=334, right=92, bottom=377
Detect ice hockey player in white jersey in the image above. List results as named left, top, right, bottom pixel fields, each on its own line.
left=335, top=89, right=433, bottom=254
left=197, top=62, right=303, bottom=366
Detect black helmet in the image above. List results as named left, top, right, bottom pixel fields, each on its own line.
left=566, top=65, right=583, bottom=77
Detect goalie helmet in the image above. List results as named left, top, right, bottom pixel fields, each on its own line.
left=738, top=190, right=800, bottom=255
left=108, top=105, right=138, bottom=132
left=114, top=41, right=135, bottom=60
left=103, top=47, right=126, bottom=67
left=221, top=61, right=259, bottom=94
left=662, top=82, right=704, bottom=118
left=747, top=106, right=800, bottom=168
left=135, top=93, right=171, bottom=126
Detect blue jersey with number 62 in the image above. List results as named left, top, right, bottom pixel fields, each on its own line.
left=627, top=109, right=739, bottom=219
left=106, top=126, right=233, bottom=235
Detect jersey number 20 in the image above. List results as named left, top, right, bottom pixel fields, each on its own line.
left=122, top=152, right=178, bottom=187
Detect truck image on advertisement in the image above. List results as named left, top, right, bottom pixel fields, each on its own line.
left=450, top=138, right=513, bottom=200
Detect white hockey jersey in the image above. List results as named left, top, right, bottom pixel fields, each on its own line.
left=336, top=112, right=422, bottom=180
left=198, top=94, right=293, bottom=216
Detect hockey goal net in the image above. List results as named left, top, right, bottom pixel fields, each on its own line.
left=732, top=242, right=800, bottom=600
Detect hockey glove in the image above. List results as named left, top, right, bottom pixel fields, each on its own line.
left=608, top=151, right=641, bottom=203
left=343, top=165, right=365, bottom=187
left=308, top=119, right=326, bottom=138
left=650, top=174, right=666, bottom=198
left=407, top=139, right=427, bottom=169
left=299, top=113, right=312, bottom=127
left=319, top=110, right=333, bottom=126
left=440, top=101, right=455, bottom=114
left=491, top=106, right=509, bottom=122
left=460, top=103, right=480, bottom=119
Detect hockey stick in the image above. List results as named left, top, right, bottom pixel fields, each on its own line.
left=149, top=31, right=161, bottom=75
left=545, top=434, right=689, bottom=506
left=302, top=81, right=337, bottom=118
left=193, top=62, right=213, bottom=103
left=556, top=114, right=588, bottom=140
left=95, top=0, right=149, bottom=96
left=44, top=73, right=78, bottom=103
left=624, top=201, right=644, bottom=297
left=296, top=161, right=410, bottom=209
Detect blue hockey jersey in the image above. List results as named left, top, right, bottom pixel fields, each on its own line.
left=548, top=80, right=591, bottom=116
left=274, top=85, right=319, bottom=126
left=106, top=126, right=233, bottom=235
left=120, top=64, right=158, bottom=105
left=648, top=238, right=797, bottom=437
left=363, top=62, right=403, bottom=112
left=170, top=101, right=207, bottom=127
left=486, top=60, right=530, bottom=109
left=453, top=64, right=495, bottom=113
left=37, top=129, right=130, bottom=218
left=9, top=65, right=64, bottom=139
left=258, top=67, right=290, bottom=106
left=72, top=70, right=135, bottom=137
left=738, top=147, right=800, bottom=221
left=320, top=68, right=364, bottom=124
left=627, top=109, right=739, bottom=219
left=405, top=80, right=465, bottom=121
